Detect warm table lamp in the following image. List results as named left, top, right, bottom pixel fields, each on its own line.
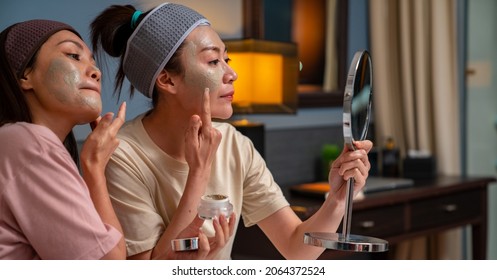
left=225, top=39, right=299, bottom=157
left=225, top=39, right=299, bottom=114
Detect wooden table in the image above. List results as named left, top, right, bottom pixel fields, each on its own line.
left=231, top=176, right=495, bottom=259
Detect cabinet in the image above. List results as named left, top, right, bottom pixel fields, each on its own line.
left=231, top=176, right=494, bottom=259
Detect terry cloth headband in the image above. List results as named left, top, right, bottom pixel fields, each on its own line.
left=4, top=19, right=81, bottom=78
left=123, top=3, right=210, bottom=98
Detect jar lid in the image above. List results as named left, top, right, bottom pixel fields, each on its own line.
left=201, top=194, right=229, bottom=204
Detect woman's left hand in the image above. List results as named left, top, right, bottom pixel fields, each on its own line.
left=327, top=140, right=373, bottom=201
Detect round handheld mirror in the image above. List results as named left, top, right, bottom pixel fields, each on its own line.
left=304, top=50, right=388, bottom=253
left=343, top=51, right=372, bottom=150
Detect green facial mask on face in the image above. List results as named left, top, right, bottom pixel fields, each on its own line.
left=46, top=58, right=76, bottom=103
left=183, top=41, right=223, bottom=96
left=47, top=58, right=100, bottom=110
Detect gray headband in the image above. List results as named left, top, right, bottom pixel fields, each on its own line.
left=123, top=3, right=210, bottom=98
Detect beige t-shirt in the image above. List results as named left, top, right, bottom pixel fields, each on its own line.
left=105, top=114, right=289, bottom=259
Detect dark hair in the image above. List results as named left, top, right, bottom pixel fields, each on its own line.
left=90, top=4, right=186, bottom=107
left=0, top=24, right=79, bottom=165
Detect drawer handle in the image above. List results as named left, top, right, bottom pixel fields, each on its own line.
left=360, top=221, right=375, bottom=228
left=443, top=204, right=458, bottom=212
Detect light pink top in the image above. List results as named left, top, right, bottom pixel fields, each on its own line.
left=0, top=122, right=121, bottom=259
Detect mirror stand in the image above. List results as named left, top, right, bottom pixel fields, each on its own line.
left=304, top=179, right=388, bottom=252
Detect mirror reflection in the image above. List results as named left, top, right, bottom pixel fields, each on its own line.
left=351, top=51, right=372, bottom=142
left=343, top=50, right=372, bottom=150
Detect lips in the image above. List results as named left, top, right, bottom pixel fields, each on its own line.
left=220, top=90, right=234, bottom=99
left=80, top=82, right=101, bottom=95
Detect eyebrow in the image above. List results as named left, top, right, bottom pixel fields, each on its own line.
left=57, top=39, right=84, bottom=50
left=200, top=45, right=227, bottom=54
left=57, top=39, right=97, bottom=61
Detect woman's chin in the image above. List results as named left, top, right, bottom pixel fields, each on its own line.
left=213, top=106, right=233, bottom=120
left=78, top=110, right=102, bottom=125
left=216, top=113, right=233, bottom=120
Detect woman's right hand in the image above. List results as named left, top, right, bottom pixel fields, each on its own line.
left=166, top=212, right=237, bottom=260
left=184, top=88, right=222, bottom=174
left=152, top=89, right=224, bottom=260
left=80, top=103, right=127, bottom=260
left=80, top=102, right=126, bottom=173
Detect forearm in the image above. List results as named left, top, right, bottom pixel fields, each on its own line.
left=290, top=195, right=345, bottom=259
left=81, top=166, right=126, bottom=259
left=262, top=194, right=345, bottom=260
left=150, top=169, right=210, bottom=259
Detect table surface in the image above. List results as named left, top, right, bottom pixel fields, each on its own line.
left=287, top=175, right=494, bottom=215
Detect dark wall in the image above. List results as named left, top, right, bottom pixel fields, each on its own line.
left=263, top=0, right=293, bottom=42
left=265, top=125, right=343, bottom=187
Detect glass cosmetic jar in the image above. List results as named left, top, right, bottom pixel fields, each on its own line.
left=198, top=194, right=233, bottom=220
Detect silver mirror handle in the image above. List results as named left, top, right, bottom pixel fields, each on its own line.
left=341, top=177, right=355, bottom=239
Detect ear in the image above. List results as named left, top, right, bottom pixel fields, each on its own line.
left=156, top=69, right=177, bottom=94
left=18, top=69, right=34, bottom=91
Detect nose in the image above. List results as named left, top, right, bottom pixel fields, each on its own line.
left=88, top=65, right=101, bottom=82
left=223, top=63, right=238, bottom=84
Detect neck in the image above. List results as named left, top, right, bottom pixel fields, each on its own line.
left=142, top=106, right=192, bottom=162
left=31, top=111, right=73, bottom=143
left=25, top=92, right=73, bottom=142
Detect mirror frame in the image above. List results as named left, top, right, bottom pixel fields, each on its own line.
left=242, top=0, right=348, bottom=108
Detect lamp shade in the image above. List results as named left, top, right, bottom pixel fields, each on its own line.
left=225, top=39, right=299, bottom=114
